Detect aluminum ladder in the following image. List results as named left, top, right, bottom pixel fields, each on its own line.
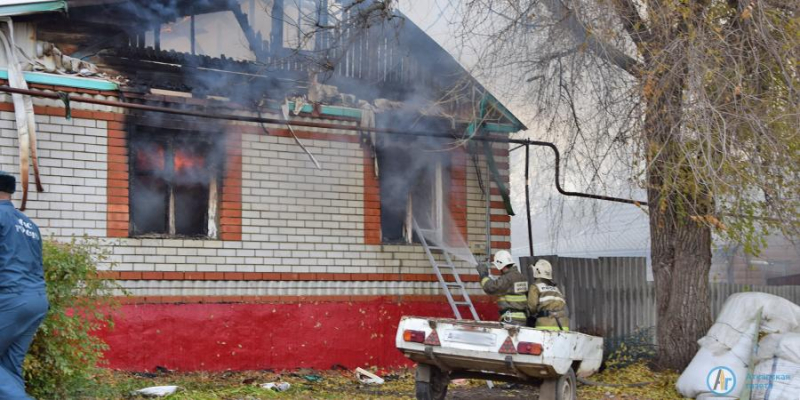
left=413, top=219, right=480, bottom=321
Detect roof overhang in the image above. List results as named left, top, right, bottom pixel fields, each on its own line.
left=0, top=1, right=67, bottom=17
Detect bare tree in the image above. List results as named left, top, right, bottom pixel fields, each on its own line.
left=452, top=0, right=798, bottom=369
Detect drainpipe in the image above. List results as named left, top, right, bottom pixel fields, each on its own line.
left=525, top=143, right=534, bottom=257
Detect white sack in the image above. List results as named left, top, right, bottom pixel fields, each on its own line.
left=676, top=321, right=758, bottom=398
left=756, top=333, right=800, bottom=365
left=698, top=293, right=800, bottom=355
left=750, top=357, right=800, bottom=400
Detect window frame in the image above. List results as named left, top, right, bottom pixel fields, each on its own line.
left=376, top=138, right=451, bottom=245
left=128, top=130, right=223, bottom=239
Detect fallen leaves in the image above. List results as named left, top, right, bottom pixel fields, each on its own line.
left=577, top=362, right=683, bottom=400
left=89, top=362, right=682, bottom=399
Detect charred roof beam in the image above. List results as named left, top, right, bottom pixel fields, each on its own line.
left=226, top=0, right=268, bottom=62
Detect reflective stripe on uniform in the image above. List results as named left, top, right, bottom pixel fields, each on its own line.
left=538, top=296, right=566, bottom=304
left=480, top=277, right=491, bottom=286
left=537, top=326, right=570, bottom=331
left=500, top=294, right=528, bottom=302
left=501, top=311, right=527, bottom=320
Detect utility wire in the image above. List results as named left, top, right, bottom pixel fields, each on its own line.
left=0, top=85, right=648, bottom=206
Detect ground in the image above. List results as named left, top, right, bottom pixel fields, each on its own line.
left=76, top=362, right=682, bottom=399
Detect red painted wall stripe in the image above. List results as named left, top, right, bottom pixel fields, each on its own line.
left=97, top=299, right=500, bottom=371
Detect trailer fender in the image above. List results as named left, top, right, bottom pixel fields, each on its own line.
left=416, top=363, right=432, bottom=383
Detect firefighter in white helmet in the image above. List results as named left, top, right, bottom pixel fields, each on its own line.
left=476, top=250, right=529, bottom=325
left=527, top=259, right=569, bottom=330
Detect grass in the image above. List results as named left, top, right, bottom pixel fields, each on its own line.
left=76, top=368, right=419, bottom=399
left=68, top=363, right=682, bottom=399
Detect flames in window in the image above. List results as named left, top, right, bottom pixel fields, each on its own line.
left=130, top=135, right=220, bottom=238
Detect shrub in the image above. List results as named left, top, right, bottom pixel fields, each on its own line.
left=23, top=238, right=123, bottom=399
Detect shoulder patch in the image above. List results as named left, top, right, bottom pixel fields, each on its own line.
left=514, top=281, right=528, bottom=293
left=536, top=283, right=559, bottom=292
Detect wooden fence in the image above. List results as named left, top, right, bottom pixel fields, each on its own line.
left=520, top=256, right=800, bottom=339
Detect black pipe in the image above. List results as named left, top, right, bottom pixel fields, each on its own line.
left=0, top=85, right=648, bottom=206
left=527, top=140, right=646, bottom=206
left=525, top=144, right=534, bottom=257
left=190, top=15, right=196, bottom=55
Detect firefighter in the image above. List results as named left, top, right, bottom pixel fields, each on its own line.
left=0, top=171, right=49, bottom=400
left=476, top=250, right=529, bottom=325
left=527, top=259, right=569, bottom=330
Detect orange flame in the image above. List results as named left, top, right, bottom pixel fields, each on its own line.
left=174, top=149, right=205, bottom=173
left=136, top=144, right=165, bottom=171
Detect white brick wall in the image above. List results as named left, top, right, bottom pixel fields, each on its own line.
left=0, top=99, right=511, bottom=296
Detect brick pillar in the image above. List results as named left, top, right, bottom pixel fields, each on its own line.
left=220, top=131, right=243, bottom=241
left=107, top=120, right=129, bottom=237
left=448, top=147, right=468, bottom=245
left=363, top=146, right=381, bottom=245
left=490, top=144, right=511, bottom=250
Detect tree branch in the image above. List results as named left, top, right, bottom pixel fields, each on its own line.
left=609, top=0, right=652, bottom=46
left=541, top=0, right=642, bottom=76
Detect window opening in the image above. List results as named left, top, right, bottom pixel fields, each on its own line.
left=130, top=133, right=221, bottom=238
left=377, top=136, right=449, bottom=244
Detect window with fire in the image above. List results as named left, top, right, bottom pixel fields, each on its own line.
left=130, top=134, right=223, bottom=238
left=376, top=136, right=450, bottom=244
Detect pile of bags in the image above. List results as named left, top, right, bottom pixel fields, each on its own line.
left=676, top=293, right=800, bottom=399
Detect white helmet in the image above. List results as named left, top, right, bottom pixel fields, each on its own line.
left=492, top=250, right=515, bottom=271
left=532, top=259, right=553, bottom=280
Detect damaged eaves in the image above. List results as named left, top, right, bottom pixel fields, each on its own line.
left=0, top=1, right=67, bottom=17
left=0, top=68, right=117, bottom=90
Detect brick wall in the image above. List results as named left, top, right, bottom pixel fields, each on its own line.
left=0, top=90, right=512, bottom=301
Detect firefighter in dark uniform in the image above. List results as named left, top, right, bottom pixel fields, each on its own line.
left=476, top=250, right=529, bottom=325
left=0, top=171, right=49, bottom=400
left=528, top=259, right=569, bottom=330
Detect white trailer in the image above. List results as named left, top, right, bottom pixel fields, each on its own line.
left=395, top=316, right=604, bottom=400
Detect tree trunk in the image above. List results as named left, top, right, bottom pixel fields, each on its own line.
left=644, top=24, right=714, bottom=370
left=649, top=198, right=713, bottom=369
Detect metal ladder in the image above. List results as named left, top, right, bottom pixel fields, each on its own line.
left=413, top=219, right=480, bottom=321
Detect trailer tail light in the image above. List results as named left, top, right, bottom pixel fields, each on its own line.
left=403, top=330, right=425, bottom=343
left=517, top=342, right=543, bottom=355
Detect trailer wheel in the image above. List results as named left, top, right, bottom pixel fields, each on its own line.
left=539, top=368, right=576, bottom=400
left=415, top=364, right=449, bottom=400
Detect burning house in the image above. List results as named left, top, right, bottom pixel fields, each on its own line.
left=0, top=0, right=524, bottom=370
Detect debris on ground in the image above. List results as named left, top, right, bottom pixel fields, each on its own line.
left=90, top=365, right=683, bottom=399
left=131, top=385, right=180, bottom=397
left=355, top=367, right=385, bottom=385
left=259, top=382, right=291, bottom=391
